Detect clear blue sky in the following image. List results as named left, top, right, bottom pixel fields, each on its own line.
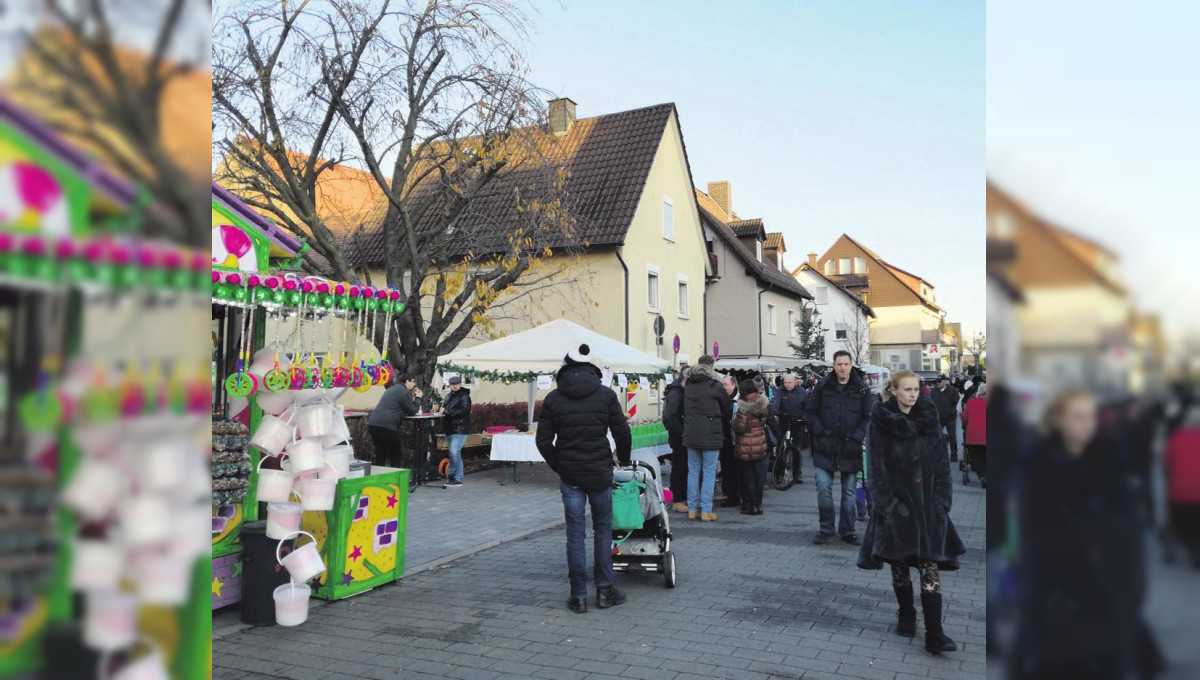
left=525, top=0, right=985, bottom=337
left=987, top=0, right=1200, bottom=347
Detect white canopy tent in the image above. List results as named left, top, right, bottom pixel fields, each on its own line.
left=437, top=319, right=672, bottom=427
left=714, top=357, right=829, bottom=373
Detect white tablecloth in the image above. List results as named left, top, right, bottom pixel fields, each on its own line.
left=488, top=432, right=617, bottom=462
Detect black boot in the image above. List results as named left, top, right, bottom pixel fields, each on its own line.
left=921, top=592, right=957, bottom=654
left=596, top=586, right=626, bottom=609
left=753, top=503, right=763, bottom=515
left=894, top=584, right=916, bottom=637
left=740, top=501, right=752, bottom=515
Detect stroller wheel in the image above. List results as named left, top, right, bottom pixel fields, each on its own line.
left=663, top=550, right=677, bottom=588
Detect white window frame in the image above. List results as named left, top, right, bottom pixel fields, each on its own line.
left=661, top=196, right=675, bottom=242
left=854, top=257, right=867, bottom=273
left=677, top=274, right=690, bottom=319
left=647, top=263, right=660, bottom=312
left=839, top=258, right=851, bottom=274
left=824, top=260, right=835, bottom=276
left=767, top=303, right=777, bottom=335
left=756, top=240, right=763, bottom=262
left=788, top=310, right=797, bottom=337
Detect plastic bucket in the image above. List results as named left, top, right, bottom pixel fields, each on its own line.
left=134, top=548, right=191, bottom=605
left=273, top=582, right=311, bottom=627
left=284, top=436, right=324, bottom=474
left=118, top=495, right=172, bottom=547
left=70, top=539, right=124, bottom=593
left=62, top=458, right=126, bottom=522
left=318, top=407, right=351, bottom=446
left=276, top=530, right=325, bottom=583
left=265, top=502, right=303, bottom=539
left=296, top=401, right=334, bottom=440
left=83, top=591, right=138, bottom=651
left=140, top=438, right=186, bottom=492
left=321, top=445, right=352, bottom=480
left=255, top=456, right=295, bottom=503
left=298, top=465, right=336, bottom=512
left=255, top=389, right=293, bottom=416
left=250, top=410, right=295, bottom=456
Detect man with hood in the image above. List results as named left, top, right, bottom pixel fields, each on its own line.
left=662, top=368, right=689, bottom=512
left=536, top=343, right=632, bottom=614
left=806, top=351, right=874, bottom=545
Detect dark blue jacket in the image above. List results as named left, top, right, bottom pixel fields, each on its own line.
left=536, top=363, right=632, bottom=491
left=806, top=371, right=873, bottom=472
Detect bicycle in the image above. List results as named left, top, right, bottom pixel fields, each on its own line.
left=771, top=418, right=806, bottom=491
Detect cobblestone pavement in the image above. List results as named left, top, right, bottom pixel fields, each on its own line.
left=214, top=456, right=987, bottom=680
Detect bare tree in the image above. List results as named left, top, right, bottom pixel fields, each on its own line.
left=212, top=0, right=583, bottom=387
left=8, top=0, right=212, bottom=246
left=969, top=332, right=986, bottom=372
left=838, top=311, right=871, bottom=367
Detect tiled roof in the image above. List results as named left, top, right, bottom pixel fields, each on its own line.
left=698, top=199, right=810, bottom=300
left=764, top=232, right=785, bottom=252
left=839, top=234, right=942, bottom=311
left=328, top=103, right=678, bottom=265
left=728, top=218, right=765, bottom=239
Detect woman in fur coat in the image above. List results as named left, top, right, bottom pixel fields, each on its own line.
left=732, top=379, right=771, bottom=516
left=857, top=371, right=966, bottom=655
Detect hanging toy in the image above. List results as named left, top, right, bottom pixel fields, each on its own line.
left=224, top=280, right=258, bottom=398
left=375, top=288, right=398, bottom=385
left=288, top=293, right=309, bottom=390
left=353, top=296, right=376, bottom=393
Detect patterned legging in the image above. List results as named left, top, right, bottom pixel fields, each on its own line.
left=891, top=561, right=940, bottom=593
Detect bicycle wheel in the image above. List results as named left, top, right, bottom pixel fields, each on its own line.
left=772, top=443, right=794, bottom=490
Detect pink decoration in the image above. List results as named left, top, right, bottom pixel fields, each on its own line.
left=219, top=224, right=252, bottom=259
left=375, top=289, right=387, bottom=299
left=211, top=272, right=221, bottom=284
left=14, top=162, right=63, bottom=213
left=22, top=238, right=45, bottom=256
left=111, top=246, right=132, bottom=265
left=335, top=284, right=346, bottom=295
left=56, top=240, right=75, bottom=259
left=137, top=248, right=157, bottom=268
left=390, top=290, right=401, bottom=301
left=227, top=273, right=241, bottom=285
left=362, top=287, right=373, bottom=298
left=191, top=252, right=208, bottom=271
left=301, top=281, right=314, bottom=293
left=248, top=274, right=261, bottom=287
left=283, top=279, right=298, bottom=291
left=163, top=251, right=183, bottom=268
left=83, top=242, right=105, bottom=263
left=0, top=234, right=14, bottom=252
left=348, top=286, right=360, bottom=296
left=265, top=277, right=280, bottom=289
left=317, top=282, right=330, bottom=294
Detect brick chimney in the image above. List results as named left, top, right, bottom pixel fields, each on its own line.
left=548, top=97, right=576, bottom=135
left=807, top=252, right=817, bottom=269
left=707, top=181, right=731, bottom=218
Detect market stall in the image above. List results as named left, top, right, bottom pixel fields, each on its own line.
left=437, top=319, right=673, bottom=475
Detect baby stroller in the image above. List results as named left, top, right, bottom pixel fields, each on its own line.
left=611, top=450, right=676, bottom=588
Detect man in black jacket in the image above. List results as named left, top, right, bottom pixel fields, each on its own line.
left=368, top=377, right=422, bottom=467
left=931, top=376, right=962, bottom=463
left=440, top=376, right=472, bottom=488
left=770, top=373, right=808, bottom=484
left=536, top=344, right=632, bottom=614
left=806, top=351, right=873, bottom=545
left=662, top=369, right=688, bottom=512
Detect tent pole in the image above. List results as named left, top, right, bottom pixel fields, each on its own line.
left=528, top=380, right=536, bottom=430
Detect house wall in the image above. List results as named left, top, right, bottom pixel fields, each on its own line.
left=869, top=305, right=942, bottom=346
left=759, top=289, right=804, bottom=360
left=1016, top=286, right=1130, bottom=349
left=795, top=269, right=872, bottom=365
left=817, top=238, right=922, bottom=308
left=703, top=232, right=761, bottom=360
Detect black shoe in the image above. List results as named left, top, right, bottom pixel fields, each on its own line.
left=813, top=532, right=833, bottom=545
left=721, top=498, right=742, bottom=508
left=567, top=597, right=587, bottom=614
left=596, top=586, right=626, bottom=609
left=740, top=502, right=752, bottom=515
left=894, top=584, right=917, bottom=638
left=921, top=592, right=957, bottom=654
left=842, top=534, right=860, bottom=546
left=752, top=504, right=763, bottom=516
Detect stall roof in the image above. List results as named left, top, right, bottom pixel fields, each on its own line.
left=438, top=319, right=671, bottom=377
left=212, top=182, right=302, bottom=257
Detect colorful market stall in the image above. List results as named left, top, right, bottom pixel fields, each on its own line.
left=1, top=96, right=210, bottom=679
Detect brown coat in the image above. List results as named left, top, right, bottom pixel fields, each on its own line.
left=732, top=395, right=771, bottom=462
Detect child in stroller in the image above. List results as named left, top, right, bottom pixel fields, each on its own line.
left=611, top=450, right=677, bottom=588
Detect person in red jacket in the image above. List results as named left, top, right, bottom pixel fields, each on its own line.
left=1164, top=423, right=1200, bottom=568
left=961, top=384, right=987, bottom=487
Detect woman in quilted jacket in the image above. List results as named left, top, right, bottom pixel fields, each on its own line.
left=732, top=379, right=771, bottom=516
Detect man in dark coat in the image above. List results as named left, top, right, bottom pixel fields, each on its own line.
left=682, top=356, right=730, bottom=520
left=718, top=374, right=741, bottom=508
left=930, top=376, right=962, bottom=463
left=368, top=377, right=422, bottom=467
left=440, top=376, right=471, bottom=488
left=770, top=372, right=808, bottom=484
left=536, top=343, right=632, bottom=614
left=806, top=351, right=873, bottom=545
left=662, top=369, right=688, bottom=512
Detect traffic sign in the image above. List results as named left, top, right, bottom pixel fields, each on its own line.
left=653, top=314, right=665, bottom=339
left=712, top=341, right=720, bottom=359
left=672, top=334, right=680, bottom=355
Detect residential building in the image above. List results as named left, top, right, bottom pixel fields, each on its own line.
left=814, top=235, right=949, bottom=373
left=987, top=181, right=1133, bottom=393
left=696, top=183, right=811, bottom=363
left=792, top=254, right=876, bottom=366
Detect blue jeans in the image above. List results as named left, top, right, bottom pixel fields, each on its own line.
left=687, top=448, right=720, bottom=513
left=815, top=468, right=858, bottom=537
left=559, top=482, right=614, bottom=599
left=446, top=434, right=467, bottom=483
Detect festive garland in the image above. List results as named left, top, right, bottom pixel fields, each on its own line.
left=437, top=361, right=669, bottom=387
left=211, top=271, right=408, bottom=314
left=0, top=232, right=207, bottom=292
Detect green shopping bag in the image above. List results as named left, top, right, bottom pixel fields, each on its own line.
left=612, top=478, right=647, bottom=531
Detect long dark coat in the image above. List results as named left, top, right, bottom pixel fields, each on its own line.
left=857, top=396, right=966, bottom=571
left=662, top=382, right=685, bottom=449
left=682, top=364, right=730, bottom=451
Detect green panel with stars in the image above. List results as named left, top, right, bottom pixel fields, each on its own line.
left=302, top=468, right=409, bottom=601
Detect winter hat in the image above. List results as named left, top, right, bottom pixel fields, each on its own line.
left=561, top=343, right=602, bottom=378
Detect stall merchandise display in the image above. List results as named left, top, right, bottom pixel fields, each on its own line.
left=212, top=419, right=252, bottom=505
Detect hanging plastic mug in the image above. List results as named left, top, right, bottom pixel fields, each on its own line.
left=70, top=538, right=125, bottom=593
left=295, top=400, right=334, bottom=440
left=318, top=406, right=351, bottom=446
left=250, top=409, right=295, bottom=456
left=321, top=445, right=353, bottom=480
left=273, top=582, right=312, bottom=627
left=255, top=388, right=293, bottom=417
left=61, top=458, right=127, bottom=522
left=83, top=591, right=138, bottom=651
left=117, top=495, right=172, bottom=547
left=265, top=502, right=303, bottom=539
left=298, top=464, right=336, bottom=511
left=255, top=456, right=295, bottom=504
left=283, top=434, right=324, bottom=474
left=276, top=530, right=325, bottom=583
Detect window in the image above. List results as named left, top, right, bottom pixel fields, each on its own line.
left=788, top=310, right=797, bottom=337
left=836, top=330, right=848, bottom=340
left=647, top=265, right=660, bottom=311
left=767, top=303, right=777, bottom=334
left=677, top=276, right=689, bottom=318
left=662, top=197, right=675, bottom=241
left=824, top=260, right=835, bottom=276
left=756, top=240, right=763, bottom=262
left=815, top=286, right=828, bottom=305
left=990, top=211, right=1015, bottom=239
left=853, top=257, right=867, bottom=273
left=839, top=258, right=851, bottom=274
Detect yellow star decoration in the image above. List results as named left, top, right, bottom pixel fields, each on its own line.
left=212, top=577, right=224, bottom=598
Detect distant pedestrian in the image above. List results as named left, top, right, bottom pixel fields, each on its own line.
left=770, top=372, right=808, bottom=484
left=931, top=375, right=962, bottom=464
left=440, top=376, right=472, bottom=488
left=718, top=374, right=742, bottom=509
left=733, top=379, right=770, bottom=516
left=535, top=343, right=632, bottom=614
left=367, top=377, right=422, bottom=468
left=682, top=355, right=729, bottom=521
left=857, top=370, right=966, bottom=655
left=961, top=383, right=987, bottom=486
left=1164, top=419, right=1200, bottom=568
left=806, top=351, right=872, bottom=545
left=663, top=369, right=689, bottom=512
